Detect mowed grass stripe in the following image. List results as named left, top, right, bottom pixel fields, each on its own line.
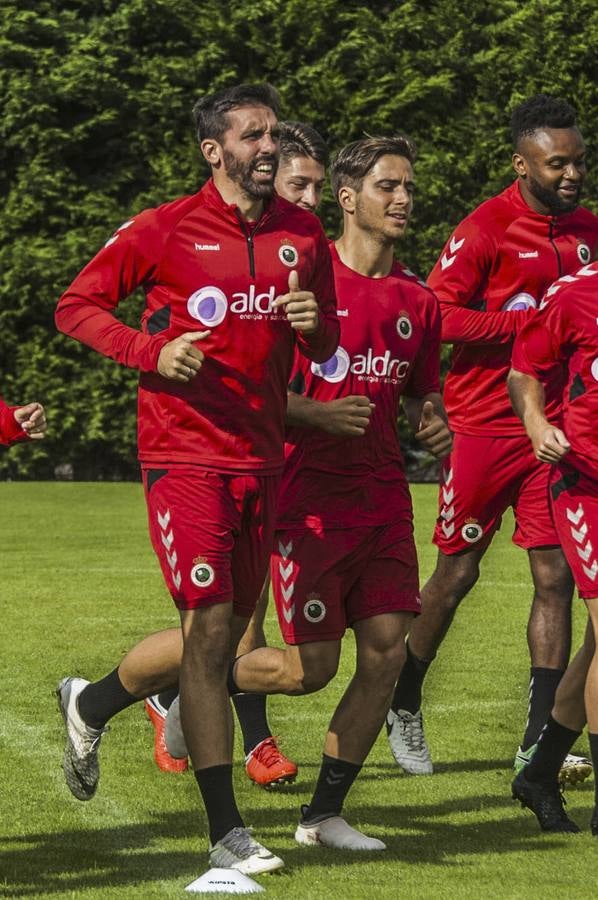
left=0, top=482, right=594, bottom=899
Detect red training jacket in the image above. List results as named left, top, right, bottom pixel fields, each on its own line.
left=56, top=179, right=339, bottom=472
left=428, top=180, right=598, bottom=435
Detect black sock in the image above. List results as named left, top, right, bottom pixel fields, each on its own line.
left=391, top=641, right=432, bottom=715
left=157, top=686, right=178, bottom=710
left=195, top=765, right=244, bottom=845
left=521, top=667, right=565, bottom=750
left=77, top=668, right=139, bottom=729
left=302, top=754, right=362, bottom=822
left=227, top=656, right=243, bottom=696
left=589, top=733, right=598, bottom=806
left=525, top=714, right=581, bottom=782
left=232, top=693, right=272, bottom=755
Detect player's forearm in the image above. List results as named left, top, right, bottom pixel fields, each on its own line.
left=507, top=368, right=548, bottom=434
left=440, top=302, right=532, bottom=345
left=55, top=299, right=169, bottom=372
left=285, top=392, right=329, bottom=430
left=294, top=307, right=340, bottom=362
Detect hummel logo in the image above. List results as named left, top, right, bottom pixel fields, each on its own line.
left=337, top=309, right=349, bottom=317
left=194, top=242, right=220, bottom=251
left=440, top=235, right=465, bottom=271
left=326, top=769, right=344, bottom=786
left=518, top=251, right=538, bottom=259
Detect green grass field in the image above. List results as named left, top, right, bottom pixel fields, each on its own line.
left=0, top=483, right=594, bottom=899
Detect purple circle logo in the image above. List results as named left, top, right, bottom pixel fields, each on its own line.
left=311, top=347, right=350, bottom=382
left=502, top=292, right=536, bottom=312
left=187, top=286, right=228, bottom=326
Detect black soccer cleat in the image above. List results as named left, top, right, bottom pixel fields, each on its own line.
left=512, top=770, right=580, bottom=833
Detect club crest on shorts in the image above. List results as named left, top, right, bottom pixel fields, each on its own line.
left=396, top=311, right=413, bottom=340
left=190, top=556, right=215, bottom=588
left=578, top=241, right=591, bottom=264
left=303, top=593, right=326, bottom=623
left=461, top=519, right=483, bottom=544
left=279, top=243, right=299, bottom=267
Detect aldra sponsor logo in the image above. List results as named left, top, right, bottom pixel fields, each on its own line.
left=312, top=345, right=411, bottom=384
left=187, top=284, right=285, bottom=325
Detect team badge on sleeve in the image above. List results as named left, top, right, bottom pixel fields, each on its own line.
left=578, top=242, right=591, bottom=264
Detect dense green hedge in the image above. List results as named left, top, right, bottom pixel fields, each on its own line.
left=1, top=0, right=597, bottom=478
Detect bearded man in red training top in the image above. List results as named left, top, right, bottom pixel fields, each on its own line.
left=54, top=83, right=338, bottom=876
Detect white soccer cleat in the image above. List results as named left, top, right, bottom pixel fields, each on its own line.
left=559, top=753, right=593, bottom=787
left=209, top=826, right=284, bottom=875
left=56, top=676, right=107, bottom=800
left=295, top=811, right=386, bottom=851
left=164, top=694, right=189, bottom=759
left=386, top=708, right=433, bottom=775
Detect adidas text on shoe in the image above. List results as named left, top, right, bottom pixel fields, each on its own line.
left=145, top=695, right=188, bottom=773
left=558, top=753, right=593, bottom=787
left=386, top=708, right=433, bottom=775
left=56, top=676, right=107, bottom=801
left=209, top=826, right=284, bottom=875
left=511, top=770, right=580, bottom=833
left=245, top=737, right=298, bottom=788
left=295, top=808, right=386, bottom=851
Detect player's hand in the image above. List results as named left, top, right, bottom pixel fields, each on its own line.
left=530, top=422, right=570, bottom=463
left=157, top=330, right=211, bottom=382
left=415, top=400, right=452, bottom=458
left=14, top=402, right=47, bottom=440
left=273, top=270, right=320, bottom=334
left=322, top=396, right=375, bottom=437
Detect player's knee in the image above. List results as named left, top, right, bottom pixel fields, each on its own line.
left=533, top=563, right=574, bottom=604
left=368, top=641, right=406, bottom=686
left=286, top=656, right=338, bottom=695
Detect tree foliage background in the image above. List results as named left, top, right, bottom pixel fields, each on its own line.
left=1, top=0, right=597, bottom=478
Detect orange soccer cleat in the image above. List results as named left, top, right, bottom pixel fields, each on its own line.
left=245, top=737, right=298, bottom=787
left=145, top=695, right=188, bottom=773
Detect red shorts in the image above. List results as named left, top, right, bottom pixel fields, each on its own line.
left=270, top=521, right=421, bottom=645
left=551, top=465, right=598, bottom=600
left=433, top=433, right=559, bottom=554
left=143, top=467, right=279, bottom=613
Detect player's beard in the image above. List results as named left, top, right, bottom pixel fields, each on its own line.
left=222, top=149, right=278, bottom=200
left=527, top=174, right=581, bottom=215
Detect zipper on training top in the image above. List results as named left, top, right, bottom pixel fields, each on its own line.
left=235, top=210, right=267, bottom=278
left=548, top=219, right=563, bottom=278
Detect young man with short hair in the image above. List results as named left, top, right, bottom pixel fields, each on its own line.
left=55, top=83, right=338, bottom=875
left=388, top=94, right=598, bottom=782
left=209, top=135, right=451, bottom=848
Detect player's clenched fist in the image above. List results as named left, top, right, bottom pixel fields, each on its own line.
left=323, top=396, right=375, bottom=437
left=157, top=330, right=211, bottom=382
left=530, top=422, right=570, bottom=464
left=15, top=402, right=47, bottom=439
left=273, top=269, right=320, bottom=334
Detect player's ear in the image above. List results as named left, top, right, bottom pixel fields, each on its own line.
left=512, top=151, right=527, bottom=179
left=338, top=185, right=356, bottom=214
left=201, top=138, right=223, bottom=168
